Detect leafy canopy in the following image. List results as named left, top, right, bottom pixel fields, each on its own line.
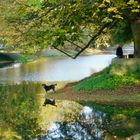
left=0, top=0, right=140, bottom=55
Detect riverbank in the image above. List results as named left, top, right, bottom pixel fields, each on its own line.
left=47, top=81, right=140, bottom=107
left=47, top=84, right=140, bottom=107
left=0, top=52, right=20, bottom=61
left=47, top=60, right=140, bottom=107
left=38, top=44, right=134, bottom=57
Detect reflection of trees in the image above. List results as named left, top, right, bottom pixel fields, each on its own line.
left=106, top=115, right=140, bottom=138
left=0, top=83, right=42, bottom=139
left=41, top=107, right=107, bottom=140
left=39, top=105, right=140, bottom=140
left=0, top=61, right=15, bottom=68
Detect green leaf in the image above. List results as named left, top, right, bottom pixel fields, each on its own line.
left=26, top=0, right=42, bottom=9
left=131, top=9, right=140, bottom=13
left=48, top=0, right=57, bottom=4
left=127, top=0, right=135, bottom=5
left=113, top=14, right=123, bottom=19
left=104, top=0, right=110, bottom=3
left=99, top=4, right=105, bottom=8
left=107, top=7, right=118, bottom=13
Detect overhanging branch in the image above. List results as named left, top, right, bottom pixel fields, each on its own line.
left=52, top=45, right=75, bottom=59
left=73, top=22, right=112, bottom=59
left=65, top=39, right=83, bottom=49
left=52, top=21, right=116, bottom=59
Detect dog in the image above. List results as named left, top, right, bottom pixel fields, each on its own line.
left=42, top=83, right=57, bottom=93
left=43, top=98, right=57, bottom=107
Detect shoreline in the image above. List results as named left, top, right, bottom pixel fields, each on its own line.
left=47, top=85, right=140, bottom=107
left=46, top=69, right=140, bottom=107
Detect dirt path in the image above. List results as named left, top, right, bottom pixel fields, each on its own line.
left=47, top=83, right=140, bottom=107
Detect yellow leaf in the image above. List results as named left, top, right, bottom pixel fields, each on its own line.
left=113, top=14, right=123, bottom=19
left=104, top=0, right=110, bottom=3
left=132, top=9, right=140, bottom=13
left=107, top=7, right=118, bottom=13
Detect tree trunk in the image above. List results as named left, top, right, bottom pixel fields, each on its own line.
left=131, top=19, right=140, bottom=57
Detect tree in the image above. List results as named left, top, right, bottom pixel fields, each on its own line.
left=100, top=0, right=140, bottom=57
left=0, top=0, right=140, bottom=58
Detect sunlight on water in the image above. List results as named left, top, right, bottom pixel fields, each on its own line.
left=0, top=55, right=115, bottom=84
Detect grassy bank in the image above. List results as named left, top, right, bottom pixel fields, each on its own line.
left=75, top=74, right=137, bottom=92
left=45, top=62, right=140, bottom=138
left=74, top=64, right=140, bottom=93
left=47, top=62, right=140, bottom=106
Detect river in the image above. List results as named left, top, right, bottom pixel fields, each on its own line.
left=0, top=54, right=115, bottom=84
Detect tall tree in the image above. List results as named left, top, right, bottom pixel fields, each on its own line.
left=0, top=0, right=140, bottom=57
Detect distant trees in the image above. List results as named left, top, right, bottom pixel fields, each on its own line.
left=0, top=0, right=140, bottom=57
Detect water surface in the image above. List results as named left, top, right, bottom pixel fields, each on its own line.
left=0, top=55, right=115, bottom=84
left=40, top=104, right=140, bottom=140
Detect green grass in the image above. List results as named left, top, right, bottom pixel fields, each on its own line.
left=0, top=82, right=42, bottom=140
left=80, top=102, right=140, bottom=117
left=80, top=102, right=140, bottom=138
left=135, top=66, right=140, bottom=79
left=74, top=65, right=139, bottom=93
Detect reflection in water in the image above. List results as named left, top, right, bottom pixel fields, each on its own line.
left=0, top=61, right=20, bottom=68
left=0, top=82, right=42, bottom=139
left=0, top=81, right=139, bottom=140
left=41, top=106, right=106, bottom=140
left=0, top=55, right=115, bottom=84
left=39, top=104, right=140, bottom=140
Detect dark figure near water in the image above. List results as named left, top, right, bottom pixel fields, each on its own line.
left=43, top=98, right=57, bottom=107
left=42, top=83, right=57, bottom=93
left=116, top=46, right=123, bottom=58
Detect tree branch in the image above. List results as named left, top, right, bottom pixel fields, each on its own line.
left=52, top=21, right=115, bottom=59
left=65, top=39, right=83, bottom=49
left=73, top=22, right=113, bottom=59
left=52, top=45, right=75, bottom=59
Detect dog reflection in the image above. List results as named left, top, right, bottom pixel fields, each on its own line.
left=43, top=98, right=57, bottom=107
